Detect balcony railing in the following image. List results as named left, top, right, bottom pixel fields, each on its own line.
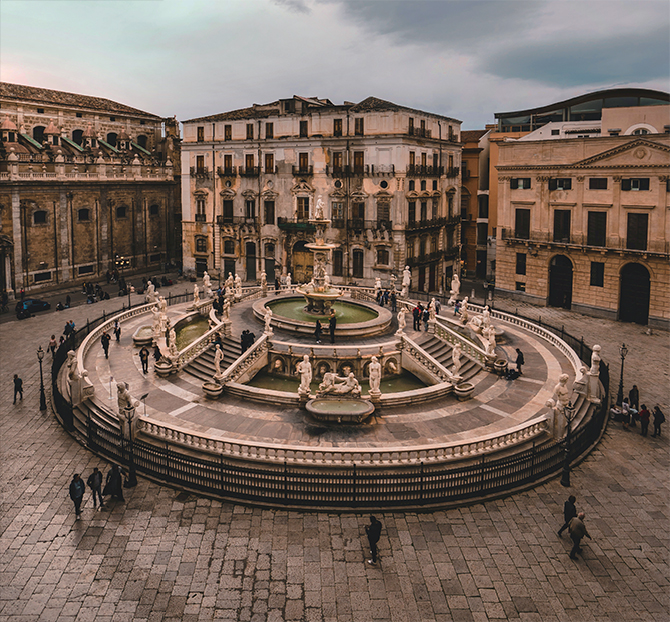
left=446, top=167, right=460, bottom=178
left=406, top=165, right=443, bottom=177
left=195, top=213, right=207, bottom=222
left=277, top=217, right=316, bottom=231
left=405, top=251, right=447, bottom=267
left=405, top=217, right=448, bottom=231
left=345, top=219, right=393, bottom=232
left=190, top=166, right=211, bottom=179
left=292, top=165, right=313, bottom=176
left=325, top=164, right=395, bottom=177
left=217, top=166, right=237, bottom=177
left=239, top=166, right=260, bottom=177
left=216, top=215, right=259, bottom=226
left=408, top=128, right=432, bottom=138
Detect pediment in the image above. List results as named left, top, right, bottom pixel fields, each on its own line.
left=242, top=189, right=257, bottom=199
left=574, top=139, right=670, bottom=168
left=220, top=188, right=236, bottom=199
left=330, top=188, right=347, bottom=199
left=291, top=181, right=314, bottom=194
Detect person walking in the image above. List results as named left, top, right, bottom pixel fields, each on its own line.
left=48, top=334, right=58, bottom=355
left=103, top=465, right=125, bottom=502
left=365, top=515, right=382, bottom=566
left=139, top=347, right=150, bottom=374
left=69, top=474, right=86, bottom=519
left=329, top=310, right=337, bottom=344
left=651, top=406, right=665, bottom=437
left=515, top=349, right=525, bottom=374
left=113, top=320, right=121, bottom=342
left=568, top=512, right=591, bottom=560
left=153, top=344, right=162, bottom=362
left=13, top=374, right=23, bottom=404
left=101, top=331, right=111, bottom=359
left=413, top=304, right=422, bottom=331
left=314, top=319, right=322, bottom=344
left=557, top=495, right=577, bottom=537
left=639, top=404, right=651, bottom=436
left=86, top=467, right=104, bottom=510
left=422, top=307, right=429, bottom=331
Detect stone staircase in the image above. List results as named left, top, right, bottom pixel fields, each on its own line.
left=182, top=337, right=242, bottom=382
left=412, top=333, right=483, bottom=383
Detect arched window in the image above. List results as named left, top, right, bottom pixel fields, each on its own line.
left=106, top=132, right=117, bottom=147
left=196, top=237, right=208, bottom=253
left=33, top=126, right=46, bottom=144
left=632, top=128, right=649, bottom=135
left=149, top=204, right=159, bottom=216
left=408, top=180, right=415, bottom=191
left=78, top=208, right=90, bottom=222
left=72, top=129, right=84, bottom=145
left=116, top=205, right=127, bottom=219
left=33, top=210, right=47, bottom=225
left=137, top=134, right=148, bottom=149
left=224, top=240, right=235, bottom=254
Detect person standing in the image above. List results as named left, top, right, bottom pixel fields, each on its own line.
left=314, top=319, right=322, bottom=344
left=113, top=320, right=121, bottom=342
left=153, top=344, right=162, bottom=362
left=568, top=512, right=591, bottom=560
left=13, top=374, right=23, bottom=404
left=557, top=495, right=577, bottom=537
left=86, top=467, right=104, bottom=510
left=390, top=291, right=397, bottom=312
left=365, top=515, right=382, bottom=566
left=413, top=304, right=421, bottom=331
left=422, top=307, right=429, bottom=331
left=69, top=474, right=86, bottom=519
left=101, top=331, right=111, bottom=359
left=628, top=385, right=640, bottom=411
left=103, top=465, right=125, bottom=502
left=139, top=347, right=150, bottom=374
left=329, top=310, right=337, bottom=344
left=515, top=349, right=525, bottom=374
left=651, top=406, right=665, bottom=438
left=639, top=404, right=651, bottom=436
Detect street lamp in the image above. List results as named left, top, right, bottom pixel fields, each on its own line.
left=616, top=343, right=628, bottom=406
left=115, top=254, right=132, bottom=310
left=560, top=401, right=577, bottom=487
left=37, top=345, right=47, bottom=411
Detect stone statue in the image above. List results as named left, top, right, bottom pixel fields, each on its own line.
left=552, top=373, right=571, bottom=412
left=401, top=266, right=411, bottom=297
left=484, top=324, right=496, bottom=356
left=67, top=350, right=80, bottom=381
left=260, top=271, right=267, bottom=295
left=368, top=356, right=382, bottom=395
left=203, top=271, right=212, bottom=297
left=429, top=298, right=437, bottom=322
left=324, top=274, right=331, bottom=290
left=315, top=195, right=325, bottom=220
left=151, top=306, right=161, bottom=340
left=449, top=272, right=461, bottom=305
left=264, top=308, right=273, bottom=335
left=452, top=342, right=462, bottom=376
left=145, top=280, right=156, bottom=303
left=234, top=274, right=242, bottom=299
left=573, top=365, right=589, bottom=396
left=374, top=277, right=382, bottom=297
left=168, top=326, right=178, bottom=357
left=225, top=285, right=234, bottom=302
left=158, top=295, right=167, bottom=316
left=296, top=354, right=312, bottom=396
left=589, top=344, right=601, bottom=375
left=318, top=371, right=361, bottom=397
left=467, top=314, right=484, bottom=334
left=214, top=344, right=224, bottom=377
left=222, top=299, right=230, bottom=321
left=286, top=273, right=292, bottom=290
left=396, top=307, right=407, bottom=335
left=459, top=296, right=469, bottom=324
left=390, top=273, right=397, bottom=292
left=193, top=283, right=200, bottom=304
left=225, top=272, right=234, bottom=291
left=117, top=382, right=132, bottom=415
left=482, top=305, right=491, bottom=328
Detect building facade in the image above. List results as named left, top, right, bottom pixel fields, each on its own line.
left=0, top=82, right=181, bottom=298
left=180, top=96, right=462, bottom=291
left=494, top=101, right=670, bottom=328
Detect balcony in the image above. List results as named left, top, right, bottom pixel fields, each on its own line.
left=292, top=165, right=313, bottom=177
left=217, top=166, right=237, bottom=177
left=277, top=217, right=315, bottom=232
left=195, top=213, right=207, bottom=222
left=408, top=128, right=432, bottom=138
left=216, top=215, right=259, bottom=226
left=346, top=219, right=393, bottom=232
left=190, top=166, right=211, bottom=179
left=446, top=167, right=460, bottom=178
left=405, top=217, right=447, bottom=231
left=405, top=251, right=445, bottom=267
left=325, top=164, right=395, bottom=177
left=406, top=165, right=443, bottom=177
left=239, top=166, right=260, bottom=177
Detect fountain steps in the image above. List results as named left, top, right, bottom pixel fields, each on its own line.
left=413, top=333, right=482, bottom=383
left=183, top=339, right=241, bottom=382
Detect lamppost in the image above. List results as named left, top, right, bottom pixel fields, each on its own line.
left=560, top=400, right=577, bottom=487
left=115, top=254, right=131, bottom=309
left=616, top=343, right=628, bottom=406
left=37, top=345, right=47, bottom=411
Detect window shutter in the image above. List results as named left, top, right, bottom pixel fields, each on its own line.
left=510, top=178, right=518, bottom=190
left=564, top=179, right=572, bottom=190
left=549, top=179, right=557, bottom=191
left=640, top=178, right=650, bottom=191
left=622, top=179, right=632, bottom=191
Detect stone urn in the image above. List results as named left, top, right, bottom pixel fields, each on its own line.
left=154, top=359, right=175, bottom=378
left=453, top=382, right=475, bottom=401
left=202, top=381, right=224, bottom=399
left=494, top=359, right=508, bottom=376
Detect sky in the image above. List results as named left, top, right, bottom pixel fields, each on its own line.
left=1, top=0, right=668, bottom=129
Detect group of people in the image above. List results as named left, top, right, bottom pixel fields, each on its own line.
left=610, top=385, right=665, bottom=438
left=68, top=465, right=126, bottom=518
left=557, top=495, right=592, bottom=560
left=376, top=289, right=396, bottom=311
left=240, top=329, right=256, bottom=353
left=82, top=281, right=110, bottom=304
left=412, top=303, right=430, bottom=331
left=313, top=310, right=337, bottom=344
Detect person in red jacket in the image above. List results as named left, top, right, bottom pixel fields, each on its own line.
left=638, top=404, right=651, bottom=436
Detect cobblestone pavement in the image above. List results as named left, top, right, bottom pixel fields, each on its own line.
left=1, top=295, right=668, bottom=621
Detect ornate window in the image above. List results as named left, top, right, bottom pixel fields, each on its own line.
left=33, top=210, right=47, bottom=225
left=78, top=208, right=90, bottom=222
left=196, top=237, right=207, bottom=253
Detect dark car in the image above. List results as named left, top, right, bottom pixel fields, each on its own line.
left=15, top=298, right=51, bottom=319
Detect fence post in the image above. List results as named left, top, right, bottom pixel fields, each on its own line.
left=561, top=325, right=564, bottom=339
left=480, top=455, right=485, bottom=492
left=353, top=464, right=357, bottom=506
left=165, top=441, right=170, bottom=480
left=169, top=292, right=172, bottom=305
left=284, top=460, right=288, bottom=501
left=220, top=454, right=225, bottom=496
left=420, top=462, right=424, bottom=503
left=531, top=441, right=536, bottom=478
left=87, top=414, right=93, bottom=448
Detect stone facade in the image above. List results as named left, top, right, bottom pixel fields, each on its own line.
left=495, top=124, right=670, bottom=328
left=0, top=82, right=181, bottom=297
left=180, top=96, right=462, bottom=292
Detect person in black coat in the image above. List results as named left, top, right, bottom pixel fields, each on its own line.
left=365, top=515, right=382, bottom=565
left=558, top=495, right=577, bottom=537
left=103, top=465, right=125, bottom=501
left=314, top=319, right=322, bottom=344
left=101, top=331, right=111, bottom=359
left=329, top=311, right=337, bottom=344
left=69, top=474, right=86, bottom=518
left=515, top=348, right=525, bottom=374
left=87, top=467, right=104, bottom=509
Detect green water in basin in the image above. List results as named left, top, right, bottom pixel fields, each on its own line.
left=135, top=326, right=153, bottom=338
left=247, top=370, right=426, bottom=393
left=267, top=298, right=378, bottom=324
left=309, top=400, right=372, bottom=414
left=175, top=316, right=209, bottom=350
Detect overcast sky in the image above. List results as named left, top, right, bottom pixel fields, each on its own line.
left=1, top=0, right=668, bottom=128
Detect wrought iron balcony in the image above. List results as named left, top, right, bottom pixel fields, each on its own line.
left=405, top=251, right=445, bottom=267
left=406, top=165, right=443, bottom=177
left=446, top=167, right=460, bottom=178
left=292, top=165, right=313, bottom=176
left=216, top=215, right=258, bottom=226
left=195, top=213, right=207, bottom=222
left=239, top=166, right=260, bottom=177
left=277, top=217, right=316, bottom=232
left=405, top=217, right=447, bottom=231
left=190, top=166, right=211, bottom=179
left=217, top=166, right=237, bottom=177
left=325, top=164, right=395, bottom=177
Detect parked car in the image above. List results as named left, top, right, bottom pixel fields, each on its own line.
left=15, top=298, right=51, bottom=319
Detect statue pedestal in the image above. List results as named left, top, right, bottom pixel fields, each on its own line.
left=428, top=319, right=436, bottom=334
left=369, top=389, right=382, bottom=405
left=587, top=373, right=601, bottom=403
left=298, top=391, right=310, bottom=407
left=221, top=319, right=232, bottom=338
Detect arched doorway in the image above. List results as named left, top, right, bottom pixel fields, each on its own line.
left=292, top=240, right=313, bottom=284
left=619, top=263, right=650, bottom=324
left=548, top=255, right=572, bottom=309
left=246, top=242, right=256, bottom=282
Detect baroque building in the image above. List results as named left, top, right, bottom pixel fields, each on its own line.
left=493, top=90, right=669, bottom=328
left=180, top=96, right=462, bottom=291
left=0, top=82, right=181, bottom=298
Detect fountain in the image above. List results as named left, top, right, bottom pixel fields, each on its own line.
left=295, top=196, right=343, bottom=315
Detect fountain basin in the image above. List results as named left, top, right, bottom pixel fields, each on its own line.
left=306, top=398, right=375, bottom=424
left=174, top=314, right=210, bottom=350
left=132, top=326, right=154, bottom=347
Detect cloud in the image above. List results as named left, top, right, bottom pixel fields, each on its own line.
left=273, top=0, right=311, bottom=13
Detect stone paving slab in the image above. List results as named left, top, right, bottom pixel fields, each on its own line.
left=1, top=294, right=668, bottom=621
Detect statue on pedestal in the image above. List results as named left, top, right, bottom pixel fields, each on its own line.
left=401, top=266, right=411, bottom=298
left=315, top=195, right=325, bottom=220
left=368, top=356, right=382, bottom=396
left=203, top=271, right=212, bottom=297
left=482, top=305, right=491, bottom=328
left=193, top=283, right=200, bottom=304
left=318, top=371, right=361, bottom=398
left=286, top=273, right=292, bottom=291
left=459, top=296, right=469, bottom=324
left=225, top=272, right=234, bottom=291
left=484, top=324, right=497, bottom=356
left=452, top=342, right=462, bottom=377
left=168, top=326, right=178, bottom=357
left=374, top=277, right=382, bottom=298
left=396, top=307, right=407, bottom=335
left=234, top=274, right=242, bottom=299
left=260, top=271, right=267, bottom=296
left=589, top=345, right=601, bottom=375
left=390, top=273, right=397, bottom=292
left=448, top=272, right=461, bottom=306
left=222, top=299, right=230, bottom=321
left=552, top=373, right=571, bottom=412
left=264, top=308, right=273, bottom=335
left=296, top=354, right=312, bottom=396
left=214, top=344, right=224, bottom=377
left=145, top=280, right=156, bottom=304
left=429, top=298, right=437, bottom=322
left=117, top=382, right=132, bottom=415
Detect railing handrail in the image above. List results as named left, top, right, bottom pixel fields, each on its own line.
left=433, top=319, right=488, bottom=366
left=402, top=334, right=456, bottom=383
left=219, top=333, right=269, bottom=384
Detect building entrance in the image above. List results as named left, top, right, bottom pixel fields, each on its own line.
left=292, top=241, right=313, bottom=284
left=548, top=255, right=572, bottom=309
left=619, top=263, right=650, bottom=324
